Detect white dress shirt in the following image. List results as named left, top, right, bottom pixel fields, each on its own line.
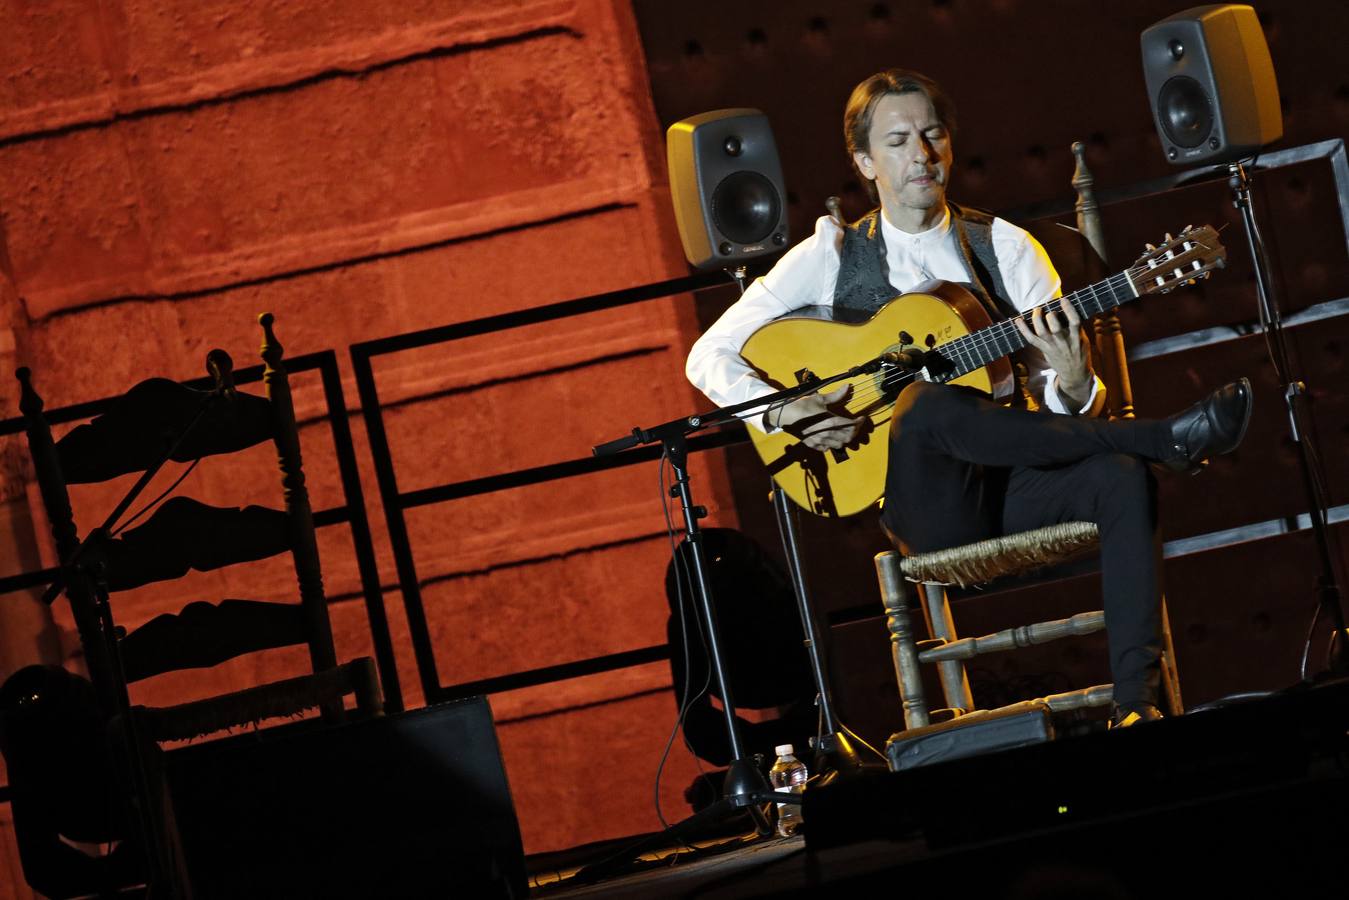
left=685, top=208, right=1103, bottom=430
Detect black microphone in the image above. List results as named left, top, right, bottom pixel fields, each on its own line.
left=880, top=348, right=926, bottom=370
left=592, top=428, right=644, bottom=457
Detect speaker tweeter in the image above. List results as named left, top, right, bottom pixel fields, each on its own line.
left=667, top=109, right=789, bottom=270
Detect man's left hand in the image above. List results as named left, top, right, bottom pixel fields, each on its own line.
left=1013, top=300, right=1093, bottom=407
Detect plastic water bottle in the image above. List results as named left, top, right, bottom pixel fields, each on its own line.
left=769, top=743, right=808, bottom=837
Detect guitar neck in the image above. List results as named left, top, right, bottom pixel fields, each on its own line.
left=939, top=271, right=1139, bottom=379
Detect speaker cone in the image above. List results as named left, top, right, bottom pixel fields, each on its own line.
left=1158, top=75, right=1213, bottom=149
left=711, top=171, right=781, bottom=245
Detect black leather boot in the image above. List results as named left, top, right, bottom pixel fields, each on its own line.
left=1159, top=378, right=1253, bottom=474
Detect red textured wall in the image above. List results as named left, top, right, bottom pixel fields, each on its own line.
left=0, top=1, right=737, bottom=890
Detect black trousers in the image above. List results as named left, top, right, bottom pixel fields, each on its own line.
left=879, top=381, right=1174, bottom=710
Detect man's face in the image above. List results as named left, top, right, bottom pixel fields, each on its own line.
left=852, top=92, right=953, bottom=224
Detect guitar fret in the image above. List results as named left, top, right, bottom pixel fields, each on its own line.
left=992, top=322, right=1016, bottom=362
left=952, top=337, right=975, bottom=376
left=1074, top=285, right=1098, bottom=319
left=982, top=331, right=998, bottom=363
left=976, top=328, right=1001, bottom=368
left=1110, top=275, right=1128, bottom=306
left=1079, top=285, right=1100, bottom=318
left=1104, top=279, right=1120, bottom=310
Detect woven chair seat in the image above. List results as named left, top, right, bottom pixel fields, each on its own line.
left=134, top=658, right=380, bottom=743
left=900, top=521, right=1100, bottom=588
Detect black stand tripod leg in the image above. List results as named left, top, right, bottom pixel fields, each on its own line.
left=771, top=484, right=863, bottom=777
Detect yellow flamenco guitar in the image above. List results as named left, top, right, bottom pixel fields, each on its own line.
left=740, top=225, right=1226, bottom=517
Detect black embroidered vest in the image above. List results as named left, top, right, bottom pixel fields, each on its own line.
left=833, top=201, right=1013, bottom=320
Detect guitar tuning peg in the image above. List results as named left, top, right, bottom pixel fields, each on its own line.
left=1182, top=224, right=1193, bottom=233
left=1145, top=243, right=1156, bottom=252
left=1164, top=232, right=1173, bottom=242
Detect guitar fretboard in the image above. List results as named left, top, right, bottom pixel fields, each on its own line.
left=930, top=271, right=1138, bottom=381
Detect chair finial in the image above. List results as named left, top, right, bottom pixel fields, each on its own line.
left=825, top=196, right=844, bottom=227
left=1071, top=141, right=1092, bottom=191
left=258, top=312, right=283, bottom=368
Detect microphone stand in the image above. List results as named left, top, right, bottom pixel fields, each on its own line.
left=1228, top=162, right=1349, bottom=676
left=580, top=356, right=886, bottom=880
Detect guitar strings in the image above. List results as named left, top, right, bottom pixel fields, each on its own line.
left=832, top=270, right=1139, bottom=415
left=849, top=277, right=1136, bottom=418
left=814, top=295, right=1070, bottom=419
left=759, top=251, right=1207, bottom=437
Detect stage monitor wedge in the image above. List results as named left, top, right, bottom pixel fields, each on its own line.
left=1141, top=3, right=1282, bottom=165
left=167, top=696, right=526, bottom=899
left=667, top=108, right=789, bottom=270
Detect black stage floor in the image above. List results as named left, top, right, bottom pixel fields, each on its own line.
left=527, top=678, right=1349, bottom=898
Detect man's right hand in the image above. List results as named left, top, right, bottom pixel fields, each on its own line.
left=768, top=385, right=866, bottom=451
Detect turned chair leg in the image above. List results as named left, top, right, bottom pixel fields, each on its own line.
left=920, top=583, right=974, bottom=715
left=875, top=552, right=929, bottom=729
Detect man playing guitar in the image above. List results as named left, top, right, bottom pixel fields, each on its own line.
left=685, top=69, right=1252, bottom=727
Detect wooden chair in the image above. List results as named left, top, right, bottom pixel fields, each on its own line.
left=15, top=313, right=381, bottom=897
left=873, top=144, right=1184, bottom=744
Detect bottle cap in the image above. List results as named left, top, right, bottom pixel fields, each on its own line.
left=774, top=744, right=794, bottom=757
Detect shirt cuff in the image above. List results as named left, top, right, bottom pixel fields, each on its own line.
left=738, top=385, right=788, bottom=434
left=1042, top=370, right=1105, bottom=416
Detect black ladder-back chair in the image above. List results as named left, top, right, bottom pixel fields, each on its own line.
left=15, top=313, right=381, bottom=897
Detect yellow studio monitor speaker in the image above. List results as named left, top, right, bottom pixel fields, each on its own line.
left=1141, top=3, right=1282, bottom=165
left=667, top=108, right=789, bottom=270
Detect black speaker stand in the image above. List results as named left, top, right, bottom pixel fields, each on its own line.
left=1229, top=160, right=1349, bottom=676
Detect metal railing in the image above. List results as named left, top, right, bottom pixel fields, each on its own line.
left=349, top=269, right=739, bottom=703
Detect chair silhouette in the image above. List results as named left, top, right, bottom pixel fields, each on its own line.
left=13, top=313, right=381, bottom=897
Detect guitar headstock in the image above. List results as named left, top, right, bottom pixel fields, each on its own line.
left=1128, top=225, right=1226, bottom=297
